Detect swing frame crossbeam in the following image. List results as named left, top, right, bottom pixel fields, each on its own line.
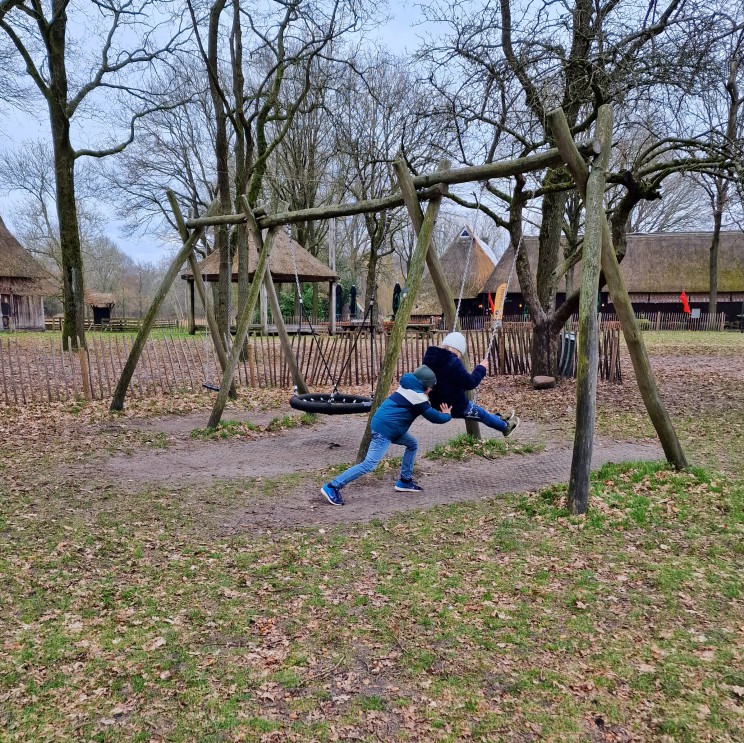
left=110, top=111, right=686, bottom=511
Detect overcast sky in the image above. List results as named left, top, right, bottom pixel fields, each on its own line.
left=0, top=4, right=431, bottom=264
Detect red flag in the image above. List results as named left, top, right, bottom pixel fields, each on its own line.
left=680, top=291, right=691, bottom=314
left=487, top=292, right=495, bottom=314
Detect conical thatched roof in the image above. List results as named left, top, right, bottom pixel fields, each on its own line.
left=413, top=226, right=500, bottom=313
left=181, top=229, right=337, bottom=283
left=0, top=215, right=58, bottom=296
left=482, top=237, right=539, bottom=294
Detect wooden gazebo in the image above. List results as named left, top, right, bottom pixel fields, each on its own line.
left=180, top=230, right=337, bottom=332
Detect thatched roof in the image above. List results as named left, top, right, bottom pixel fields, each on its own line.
left=482, top=237, right=539, bottom=294
left=85, top=291, right=116, bottom=308
left=617, top=232, right=744, bottom=293
left=481, top=231, right=744, bottom=296
left=0, top=216, right=58, bottom=296
left=181, top=229, right=337, bottom=283
left=413, top=226, right=500, bottom=313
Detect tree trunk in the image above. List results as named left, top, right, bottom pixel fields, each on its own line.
left=364, top=249, right=378, bottom=308
left=207, top=0, right=231, bottom=339
left=531, top=319, right=559, bottom=378
left=709, top=204, right=722, bottom=314
left=208, top=224, right=277, bottom=428
left=54, top=139, right=86, bottom=349
left=46, top=5, right=86, bottom=350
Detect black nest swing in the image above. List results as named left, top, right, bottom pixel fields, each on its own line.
left=287, top=292, right=375, bottom=416
left=289, top=392, right=372, bottom=415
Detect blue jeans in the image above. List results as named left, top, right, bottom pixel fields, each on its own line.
left=331, top=431, right=418, bottom=489
left=458, top=402, right=507, bottom=432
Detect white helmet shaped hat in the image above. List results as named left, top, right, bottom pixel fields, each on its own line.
left=441, top=331, right=467, bottom=355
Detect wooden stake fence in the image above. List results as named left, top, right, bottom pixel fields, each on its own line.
left=0, top=327, right=623, bottom=406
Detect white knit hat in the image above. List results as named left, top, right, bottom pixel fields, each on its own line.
left=441, top=332, right=467, bottom=355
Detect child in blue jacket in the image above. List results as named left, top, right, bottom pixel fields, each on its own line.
left=422, top=332, right=519, bottom=436
left=321, top=365, right=451, bottom=506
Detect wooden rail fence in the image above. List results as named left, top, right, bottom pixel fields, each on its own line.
left=0, top=327, right=622, bottom=406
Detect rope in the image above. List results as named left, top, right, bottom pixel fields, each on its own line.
left=453, top=183, right=488, bottom=330
left=473, top=234, right=523, bottom=405
left=287, top=229, right=373, bottom=397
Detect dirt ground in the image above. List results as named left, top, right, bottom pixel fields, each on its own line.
left=71, top=409, right=662, bottom=530
left=8, top=333, right=743, bottom=533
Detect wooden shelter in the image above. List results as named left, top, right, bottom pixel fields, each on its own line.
left=85, top=291, right=117, bottom=327
left=0, top=216, right=57, bottom=331
left=180, top=229, right=337, bottom=331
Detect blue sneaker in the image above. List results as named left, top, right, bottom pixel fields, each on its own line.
left=321, top=483, right=344, bottom=506
left=395, top=478, right=423, bottom=492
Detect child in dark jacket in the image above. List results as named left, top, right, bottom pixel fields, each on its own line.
left=321, top=365, right=451, bottom=506
left=422, top=332, right=519, bottom=437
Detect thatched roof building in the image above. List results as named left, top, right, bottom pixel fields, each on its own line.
left=413, top=225, right=501, bottom=314
left=482, top=237, right=539, bottom=294
left=482, top=232, right=744, bottom=302
left=181, top=229, right=337, bottom=284
left=85, top=291, right=117, bottom=308
left=0, top=216, right=57, bottom=295
left=0, top=216, right=57, bottom=330
left=616, top=231, right=744, bottom=302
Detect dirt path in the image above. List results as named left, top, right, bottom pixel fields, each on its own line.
left=225, top=438, right=663, bottom=531
left=72, top=409, right=663, bottom=531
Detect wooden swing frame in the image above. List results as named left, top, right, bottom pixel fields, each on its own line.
left=110, top=104, right=687, bottom=512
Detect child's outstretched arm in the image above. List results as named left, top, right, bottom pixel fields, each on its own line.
left=451, top=357, right=487, bottom=391
left=421, top=402, right=452, bottom=424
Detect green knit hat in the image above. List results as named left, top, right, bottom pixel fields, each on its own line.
left=412, top=365, right=437, bottom=388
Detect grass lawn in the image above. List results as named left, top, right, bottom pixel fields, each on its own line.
left=0, top=332, right=742, bottom=741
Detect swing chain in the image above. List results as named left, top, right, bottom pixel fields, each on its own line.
left=454, top=182, right=489, bottom=330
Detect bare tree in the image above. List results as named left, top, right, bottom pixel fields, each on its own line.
left=693, top=20, right=744, bottom=312
left=184, top=0, right=366, bottom=335
left=331, top=50, right=454, bottom=302
left=0, top=0, right=189, bottom=348
left=421, top=0, right=736, bottom=375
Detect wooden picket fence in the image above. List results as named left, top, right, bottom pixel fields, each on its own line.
left=0, top=326, right=622, bottom=406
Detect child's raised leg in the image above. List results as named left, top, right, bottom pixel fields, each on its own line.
left=462, top=402, right=520, bottom=437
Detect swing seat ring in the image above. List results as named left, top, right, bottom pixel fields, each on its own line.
left=289, top=393, right=372, bottom=415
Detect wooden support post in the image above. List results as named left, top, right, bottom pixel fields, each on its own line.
left=207, top=208, right=277, bottom=429
left=329, top=219, right=337, bottom=335
left=549, top=107, right=688, bottom=470
left=110, top=197, right=221, bottom=411
left=567, top=105, right=612, bottom=515
left=188, top=279, right=196, bottom=334
left=356, top=176, right=445, bottom=462
left=393, top=157, right=482, bottom=439
left=78, top=337, right=92, bottom=400
left=167, top=191, right=236, bottom=398
left=263, top=273, right=308, bottom=394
